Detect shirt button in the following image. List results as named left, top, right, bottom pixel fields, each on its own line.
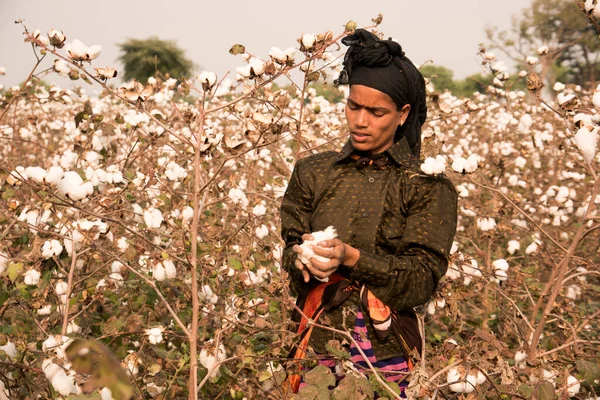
left=368, top=177, right=375, bottom=183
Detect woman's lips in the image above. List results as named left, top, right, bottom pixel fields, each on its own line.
left=351, top=132, right=369, bottom=142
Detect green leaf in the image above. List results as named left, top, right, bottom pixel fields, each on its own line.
left=304, top=364, right=336, bottom=389
left=331, top=374, right=374, bottom=400
left=229, top=44, right=246, bottom=55
left=1, top=187, right=15, bottom=200
left=67, top=393, right=102, bottom=399
left=7, top=262, right=23, bottom=283
left=576, top=359, right=600, bottom=386
left=65, top=339, right=134, bottom=400
left=532, top=381, right=556, bottom=400
left=518, top=384, right=534, bottom=398
left=229, top=258, right=242, bottom=271
left=325, top=342, right=350, bottom=361
left=295, top=384, right=330, bottom=400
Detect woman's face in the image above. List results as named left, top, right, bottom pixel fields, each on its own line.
left=345, top=84, right=410, bottom=155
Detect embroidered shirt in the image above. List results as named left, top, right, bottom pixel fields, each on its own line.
left=280, top=137, right=458, bottom=359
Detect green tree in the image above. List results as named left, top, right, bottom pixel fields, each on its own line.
left=487, top=0, right=600, bottom=87
left=420, top=65, right=456, bottom=93
left=118, top=37, right=195, bottom=83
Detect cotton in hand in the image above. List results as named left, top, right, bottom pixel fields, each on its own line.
left=297, top=226, right=337, bottom=265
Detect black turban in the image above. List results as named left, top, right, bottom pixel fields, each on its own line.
left=336, top=29, right=427, bottom=157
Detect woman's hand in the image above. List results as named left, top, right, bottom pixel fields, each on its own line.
left=293, top=235, right=360, bottom=282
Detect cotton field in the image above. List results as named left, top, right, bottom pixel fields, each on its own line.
left=0, top=21, right=598, bottom=400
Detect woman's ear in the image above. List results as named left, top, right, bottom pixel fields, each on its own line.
left=399, top=104, right=411, bottom=126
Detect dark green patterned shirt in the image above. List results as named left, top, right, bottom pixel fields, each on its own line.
left=280, top=138, right=458, bottom=359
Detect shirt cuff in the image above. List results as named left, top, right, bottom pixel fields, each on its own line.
left=349, top=250, right=390, bottom=286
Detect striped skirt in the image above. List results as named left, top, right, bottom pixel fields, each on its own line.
left=298, top=311, right=410, bottom=398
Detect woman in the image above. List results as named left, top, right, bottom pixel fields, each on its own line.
left=280, top=29, right=458, bottom=396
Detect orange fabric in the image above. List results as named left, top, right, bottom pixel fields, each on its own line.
left=284, top=273, right=344, bottom=393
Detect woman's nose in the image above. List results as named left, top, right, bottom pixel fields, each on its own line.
left=354, top=109, right=368, bottom=128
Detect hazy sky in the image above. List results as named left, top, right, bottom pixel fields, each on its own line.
left=0, top=0, right=529, bottom=88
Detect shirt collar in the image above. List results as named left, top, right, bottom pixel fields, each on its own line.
left=335, top=137, right=415, bottom=167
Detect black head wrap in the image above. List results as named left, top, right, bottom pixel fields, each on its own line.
left=336, top=29, right=427, bottom=157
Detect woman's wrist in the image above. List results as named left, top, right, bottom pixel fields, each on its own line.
left=343, top=245, right=360, bottom=268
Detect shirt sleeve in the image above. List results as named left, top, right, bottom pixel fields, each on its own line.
left=280, top=159, right=318, bottom=298
left=349, top=174, right=458, bottom=311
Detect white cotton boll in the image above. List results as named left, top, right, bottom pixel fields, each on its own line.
left=200, top=285, right=218, bottom=304
left=553, top=82, right=565, bottom=91
left=57, top=171, right=83, bottom=196
left=181, top=206, right=194, bottom=223
left=298, top=226, right=337, bottom=264
left=492, top=259, right=509, bottom=272
left=67, top=321, right=81, bottom=334
left=447, top=367, right=467, bottom=393
left=537, top=45, right=549, bottom=55
left=445, top=263, right=461, bottom=280
left=464, top=154, right=478, bottom=173
left=236, top=65, right=252, bottom=79
left=567, top=375, right=580, bottom=396
left=86, top=45, right=102, bottom=60
left=100, top=387, right=114, bottom=400
left=269, top=47, right=286, bottom=63
left=162, top=260, right=176, bottom=279
left=301, top=33, right=316, bottom=50
left=111, top=261, right=123, bottom=273
left=477, top=217, right=496, bottom=231
left=165, top=161, right=188, bottom=181
left=255, top=224, right=269, bottom=239
left=55, top=280, right=68, bottom=296
left=573, top=126, right=597, bottom=164
left=507, top=240, right=520, bottom=254
left=514, top=350, right=527, bottom=363
left=23, top=269, right=41, bottom=285
left=565, top=284, right=581, bottom=300
left=25, top=166, right=47, bottom=183
left=42, top=359, right=79, bottom=396
left=494, top=269, right=508, bottom=282
left=557, top=92, right=576, bottom=106
left=108, top=273, right=124, bottom=287
left=421, top=156, right=446, bottom=175
left=153, top=263, right=166, bottom=282
left=585, top=0, right=600, bottom=17
left=0, top=252, right=8, bottom=276
left=145, top=326, right=164, bottom=344
left=42, top=239, right=63, bottom=259
left=252, top=203, right=266, bottom=217
left=475, top=371, right=486, bottom=385
left=38, top=304, right=52, bottom=315
left=199, top=340, right=227, bottom=378
left=451, top=157, right=466, bottom=173
left=69, top=181, right=94, bottom=201
left=249, top=57, right=265, bottom=76
left=462, top=259, right=482, bottom=278
left=144, top=208, right=163, bottom=229
left=0, top=341, right=17, bottom=360
left=197, top=71, right=217, bottom=88
left=45, top=166, right=64, bottom=185
left=593, top=91, right=600, bottom=109
left=526, top=56, right=538, bottom=65
left=525, top=241, right=538, bottom=254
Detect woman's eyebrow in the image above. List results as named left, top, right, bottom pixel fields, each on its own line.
left=347, top=98, right=390, bottom=113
